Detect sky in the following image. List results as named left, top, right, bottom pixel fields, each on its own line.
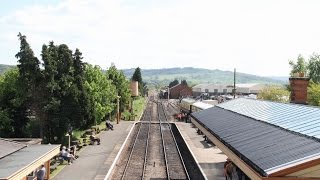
left=0, top=0, right=320, bottom=76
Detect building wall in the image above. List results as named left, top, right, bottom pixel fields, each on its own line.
left=192, top=83, right=265, bottom=96
left=170, top=84, right=192, bottom=99
left=289, top=164, right=320, bottom=178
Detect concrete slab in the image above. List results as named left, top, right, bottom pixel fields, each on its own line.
left=175, top=122, right=227, bottom=180
left=53, top=121, right=134, bottom=180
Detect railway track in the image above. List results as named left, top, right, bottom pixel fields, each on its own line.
left=158, top=101, right=190, bottom=180
left=121, top=107, right=151, bottom=180
left=114, top=99, right=190, bottom=180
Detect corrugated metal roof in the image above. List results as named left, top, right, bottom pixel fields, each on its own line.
left=0, top=139, right=26, bottom=159
left=192, top=105, right=320, bottom=176
left=0, top=144, right=60, bottom=179
left=217, top=98, right=320, bottom=139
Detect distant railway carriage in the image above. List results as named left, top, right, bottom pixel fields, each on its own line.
left=180, top=98, right=196, bottom=114
left=179, top=98, right=215, bottom=121
left=191, top=101, right=214, bottom=113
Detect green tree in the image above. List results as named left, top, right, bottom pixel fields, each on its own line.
left=84, top=64, right=116, bottom=125
left=132, top=67, right=145, bottom=96
left=107, top=65, right=131, bottom=115
left=169, top=79, right=179, bottom=88
left=181, top=79, right=188, bottom=86
left=15, top=33, right=41, bottom=96
left=14, top=33, right=41, bottom=137
left=0, top=69, right=27, bottom=137
left=307, top=53, right=320, bottom=83
left=257, top=86, right=290, bottom=103
left=289, top=54, right=307, bottom=76
left=132, top=67, right=142, bottom=83
left=307, top=82, right=320, bottom=106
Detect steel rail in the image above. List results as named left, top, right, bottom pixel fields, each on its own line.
left=141, top=104, right=152, bottom=179
left=160, top=102, right=190, bottom=180
left=121, top=103, right=151, bottom=180
left=158, top=101, right=170, bottom=180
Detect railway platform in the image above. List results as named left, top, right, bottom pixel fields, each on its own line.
left=53, top=121, right=135, bottom=180
left=175, top=122, right=227, bottom=180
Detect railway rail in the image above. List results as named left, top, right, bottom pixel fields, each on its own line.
left=114, top=99, right=190, bottom=180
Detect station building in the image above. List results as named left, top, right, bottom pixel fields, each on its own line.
left=192, top=83, right=266, bottom=97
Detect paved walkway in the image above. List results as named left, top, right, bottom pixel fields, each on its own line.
left=175, top=122, right=227, bottom=180
left=53, top=121, right=134, bottom=180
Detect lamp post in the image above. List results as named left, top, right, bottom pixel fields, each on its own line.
left=167, top=86, right=170, bottom=106
left=117, top=95, right=121, bottom=124
left=65, top=133, right=70, bottom=149
left=66, top=125, right=73, bottom=149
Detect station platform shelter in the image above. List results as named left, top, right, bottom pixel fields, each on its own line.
left=191, top=98, right=320, bottom=180
left=0, top=138, right=60, bottom=180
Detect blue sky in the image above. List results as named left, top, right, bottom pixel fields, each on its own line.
left=1, top=0, right=320, bottom=76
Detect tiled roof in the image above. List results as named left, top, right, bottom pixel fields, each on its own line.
left=192, top=99, right=320, bottom=176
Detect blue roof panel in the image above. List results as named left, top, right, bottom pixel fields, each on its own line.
left=192, top=106, right=320, bottom=176
left=217, top=98, right=320, bottom=139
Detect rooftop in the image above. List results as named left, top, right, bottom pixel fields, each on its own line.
left=192, top=98, right=320, bottom=176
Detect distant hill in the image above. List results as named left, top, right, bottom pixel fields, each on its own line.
left=268, top=76, right=289, bottom=82
left=122, top=67, right=286, bottom=86
left=0, top=64, right=15, bottom=74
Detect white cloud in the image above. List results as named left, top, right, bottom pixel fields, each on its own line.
left=1, top=0, right=320, bottom=76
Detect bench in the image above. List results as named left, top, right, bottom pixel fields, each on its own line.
left=50, top=155, right=64, bottom=171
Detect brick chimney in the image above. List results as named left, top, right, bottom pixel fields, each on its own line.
left=289, top=77, right=310, bottom=104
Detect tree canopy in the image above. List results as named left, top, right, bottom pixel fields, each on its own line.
left=169, top=79, right=179, bottom=88
left=257, top=86, right=290, bottom=103
left=0, top=33, right=132, bottom=143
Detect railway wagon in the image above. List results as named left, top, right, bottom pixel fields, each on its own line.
left=191, top=101, right=214, bottom=113
left=179, top=98, right=215, bottom=122
left=180, top=98, right=196, bottom=114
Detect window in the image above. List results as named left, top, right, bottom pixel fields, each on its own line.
left=205, top=89, right=209, bottom=93
left=223, top=89, right=227, bottom=93
left=214, top=89, right=218, bottom=93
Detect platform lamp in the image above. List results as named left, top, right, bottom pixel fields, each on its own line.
left=66, top=125, right=73, bottom=149
left=116, top=95, right=121, bottom=124
left=130, top=81, right=139, bottom=120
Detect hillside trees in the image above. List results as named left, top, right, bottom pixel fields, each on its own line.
left=0, top=33, right=131, bottom=142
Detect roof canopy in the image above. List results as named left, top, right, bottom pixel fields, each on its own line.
left=192, top=98, right=320, bottom=176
